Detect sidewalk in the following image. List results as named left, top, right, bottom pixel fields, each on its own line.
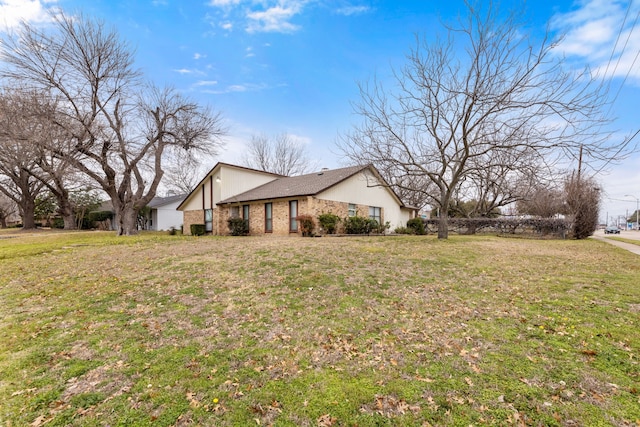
left=590, top=233, right=640, bottom=255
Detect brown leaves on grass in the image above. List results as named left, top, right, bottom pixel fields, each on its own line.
left=4, top=234, right=640, bottom=426
left=251, top=400, right=283, bottom=425
left=360, top=394, right=421, bottom=418
left=316, top=413, right=337, bottom=426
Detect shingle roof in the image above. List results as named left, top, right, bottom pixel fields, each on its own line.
left=147, top=193, right=188, bottom=208
left=218, top=165, right=369, bottom=204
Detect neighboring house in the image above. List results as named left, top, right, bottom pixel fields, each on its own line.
left=143, top=193, right=187, bottom=231
left=94, top=194, right=186, bottom=231
left=177, top=162, right=416, bottom=236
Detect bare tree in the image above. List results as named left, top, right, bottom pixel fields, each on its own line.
left=516, top=185, right=565, bottom=219
left=242, top=133, right=312, bottom=176
left=458, top=148, right=548, bottom=217
left=338, top=1, right=629, bottom=239
left=0, top=193, right=17, bottom=228
left=1, top=88, right=83, bottom=229
left=163, top=150, right=205, bottom=195
left=1, top=13, right=226, bottom=235
left=373, top=162, right=434, bottom=211
left=0, top=90, right=47, bottom=229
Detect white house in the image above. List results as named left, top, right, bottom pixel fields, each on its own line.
left=177, top=162, right=416, bottom=236
left=145, top=194, right=187, bottom=231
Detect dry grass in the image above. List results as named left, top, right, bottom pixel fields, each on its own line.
left=0, top=231, right=639, bottom=426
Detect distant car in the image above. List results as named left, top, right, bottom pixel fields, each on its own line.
left=604, top=226, right=621, bottom=234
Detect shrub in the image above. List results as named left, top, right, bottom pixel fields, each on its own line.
left=373, top=221, right=391, bottom=235
left=190, top=223, right=206, bottom=236
left=394, top=226, right=412, bottom=234
left=406, top=217, right=426, bottom=235
left=423, top=217, right=570, bottom=237
left=296, top=215, right=315, bottom=237
left=227, top=217, right=249, bottom=236
left=343, top=216, right=378, bottom=234
left=81, top=211, right=114, bottom=229
left=317, top=212, right=341, bottom=234
left=168, top=226, right=177, bottom=235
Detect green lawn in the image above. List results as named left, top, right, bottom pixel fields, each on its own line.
left=1, top=230, right=638, bottom=426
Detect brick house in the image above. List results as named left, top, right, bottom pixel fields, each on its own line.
left=177, top=162, right=416, bottom=236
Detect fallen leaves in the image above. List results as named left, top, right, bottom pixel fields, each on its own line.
left=360, top=395, right=421, bottom=418
left=317, top=413, right=337, bottom=426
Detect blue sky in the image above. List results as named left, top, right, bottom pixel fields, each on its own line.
left=1, top=0, right=639, bottom=223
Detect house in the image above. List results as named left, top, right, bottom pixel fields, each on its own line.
left=177, top=162, right=416, bottom=236
left=143, top=193, right=187, bottom=231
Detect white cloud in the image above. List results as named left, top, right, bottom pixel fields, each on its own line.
left=207, top=0, right=309, bottom=34
left=552, top=0, right=640, bottom=82
left=0, top=0, right=58, bottom=31
left=246, top=5, right=301, bottom=33
left=172, top=68, right=206, bottom=76
left=194, top=52, right=206, bottom=60
left=195, top=80, right=218, bottom=86
left=209, top=0, right=242, bottom=6
left=335, top=5, right=371, bottom=16
left=227, top=84, right=248, bottom=92
left=201, top=82, right=269, bottom=94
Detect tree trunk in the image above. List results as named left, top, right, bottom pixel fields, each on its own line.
left=21, top=197, right=36, bottom=229
left=58, top=201, right=77, bottom=230
left=0, top=213, right=7, bottom=228
left=437, top=188, right=450, bottom=239
left=437, top=213, right=449, bottom=239
left=115, top=205, right=139, bottom=236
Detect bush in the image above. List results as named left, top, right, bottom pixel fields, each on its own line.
left=296, top=215, right=315, bottom=237
left=317, top=212, right=341, bottom=234
left=423, top=217, right=571, bottom=237
left=373, top=221, right=391, bottom=235
left=394, top=226, right=413, bottom=234
left=190, top=223, right=206, bottom=236
left=52, top=218, right=65, bottom=229
left=406, top=217, right=426, bottom=235
left=227, top=217, right=249, bottom=236
left=343, top=216, right=378, bottom=234
left=82, top=210, right=114, bottom=229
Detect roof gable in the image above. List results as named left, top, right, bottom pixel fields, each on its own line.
left=176, top=162, right=282, bottom=210
left=218, top=165, right=370, bottom=204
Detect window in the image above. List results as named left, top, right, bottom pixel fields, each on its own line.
left=265, top=203, right=272, bottom=232
left=230, top=206, right=240, bottom=218
left=243, top=204, right=250, bottom=231
left=369, top=206, right=381, bottom=225
left=204, top=209, right=213, bottom=232
left=289, top=200, right=298, bottom=232
left=348, top=203, right=357, bottom=217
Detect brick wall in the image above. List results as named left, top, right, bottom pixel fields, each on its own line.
left=185, top=197, right=383, bottom=236
left=183, top=210, right=204, bottom=235
left=307, top=198, right=381, bottom=234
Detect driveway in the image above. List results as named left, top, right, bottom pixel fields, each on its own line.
left=590, top=229, right=640, bottom=255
